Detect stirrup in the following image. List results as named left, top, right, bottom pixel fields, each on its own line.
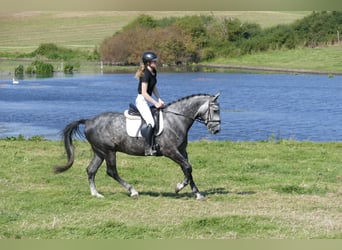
left=145, top=147, right=157, bottom=156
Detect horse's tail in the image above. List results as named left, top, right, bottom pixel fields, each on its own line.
left=53, top=119, right=87, bottom=174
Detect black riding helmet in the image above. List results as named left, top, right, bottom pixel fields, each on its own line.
left=142, top=51, right=158, bottom=65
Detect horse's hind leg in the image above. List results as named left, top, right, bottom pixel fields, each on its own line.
left=87, top=153, right=104, bottom=198
left=105, top=151, right=139, bottom=198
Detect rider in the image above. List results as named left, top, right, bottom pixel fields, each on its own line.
left=135, top=51, right=165, bottom=156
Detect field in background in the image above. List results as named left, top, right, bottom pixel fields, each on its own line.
left=0, top=11, right=310, bottom=53
left=207, top=43, right=342, bottom=74
left=5, top=11, right=341, bottom=76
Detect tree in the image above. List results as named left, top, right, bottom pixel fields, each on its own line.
left=122, top=15, right=157, bottom=31
left=100, top=25, right=199, bottom=65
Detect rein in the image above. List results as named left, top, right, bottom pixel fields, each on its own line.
left=162, top=101, right=220, bottom=125
left=162, top=109, right=197, bottom=122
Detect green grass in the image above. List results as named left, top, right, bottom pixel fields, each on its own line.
left=208, top=43, right=342, bottom=74
left=0, top=139, right=341, bottom=239
left=0, top=12, right=136, bottom=51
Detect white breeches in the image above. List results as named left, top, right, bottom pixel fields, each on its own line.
left=135, top=94, right=155, bottom=128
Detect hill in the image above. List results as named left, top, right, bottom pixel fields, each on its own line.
left=0, top=11, right=309, bottom=53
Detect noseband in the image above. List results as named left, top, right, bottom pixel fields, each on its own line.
left=197, top=101, right=221, bottom=126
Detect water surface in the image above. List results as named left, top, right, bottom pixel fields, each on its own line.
left=0, top=73, right=341, bottom=141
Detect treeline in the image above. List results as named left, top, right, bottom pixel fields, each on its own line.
left=100, top=11, right=342, bottom=65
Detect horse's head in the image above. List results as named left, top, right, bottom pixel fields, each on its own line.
left=163, top=93, right=221, bottom=135
left=197, top=93, right=221, bottom=134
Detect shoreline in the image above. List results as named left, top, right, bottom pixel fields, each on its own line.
left=1, top=59, right=341, bottom=80
left=199, top=63, right=342, bottom=76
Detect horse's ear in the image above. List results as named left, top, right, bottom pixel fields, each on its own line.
left=213, top=92, right=220, bottom=101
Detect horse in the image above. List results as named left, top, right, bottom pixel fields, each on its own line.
left=54, top=93, right=221, bottom=200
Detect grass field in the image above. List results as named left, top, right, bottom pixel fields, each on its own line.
left=0, top=139, right=341, bottom=239
left=207, top=43, right=342, bottom=74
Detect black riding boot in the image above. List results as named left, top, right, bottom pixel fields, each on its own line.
left=141, top=124, right=157, bottom=156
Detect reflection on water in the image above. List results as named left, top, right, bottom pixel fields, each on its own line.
left=0, top=73, right=341, bottom=141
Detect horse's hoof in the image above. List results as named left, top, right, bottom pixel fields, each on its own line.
left=130, top=189, right=139, bottom=198
left=131, top=193, right=139, bottom=198
left=195, top=193, right=205, bottom=200
left=175, top=183, right=184, bottom=193
left=92, top=193, right=104, bottom=198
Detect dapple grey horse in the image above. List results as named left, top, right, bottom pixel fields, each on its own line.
left=54, top=93, right=221, bottom=199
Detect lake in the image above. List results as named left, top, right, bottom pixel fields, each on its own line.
left=0, top=72, right=341, bottom=141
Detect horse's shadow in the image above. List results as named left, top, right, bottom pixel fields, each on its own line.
left=136, top=187, right=256, bottom=199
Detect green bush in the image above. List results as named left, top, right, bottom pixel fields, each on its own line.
left=25, top=60, right=54, bottom=75
left=14, top=64, right=24, bottom=76
left=25, top=65, right=35, bottom=74
left=34, top=60, right=53, bottom=75
left=5, top=134, right=25, bottom=141
left=122, top=14, right=157, bottom=31
left=28, top=43, right=99, bottom=61
left=201, top=48, right=215, bottom=61
left=293, top=11, right=342, bottom=47
left=64, top=63, right=74, bottom=73
left=33, top=43, right=59, bottom=56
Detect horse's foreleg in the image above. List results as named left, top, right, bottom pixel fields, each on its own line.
left=175, top=150, right=189, bottom=193
left=87, top=153, right=104, bottom=198
left=170, top=150, right=204, bottom=200
left=175, top=177, right=205, bottom=200
left=105, top=152, right=139, bottom=198
left=181, top=166, right=205, bottom=200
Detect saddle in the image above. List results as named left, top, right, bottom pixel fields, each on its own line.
left=124, top=104, right=164, bottom=137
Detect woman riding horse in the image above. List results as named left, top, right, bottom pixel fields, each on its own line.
left=54, top=93, right=221, bottom=200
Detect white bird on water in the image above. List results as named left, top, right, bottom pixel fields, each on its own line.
left=12, top=78, right=19, bottom=84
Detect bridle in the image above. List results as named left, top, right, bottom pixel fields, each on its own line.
left=163, top=100, right=221, bottom=126
left=198, top=101, right=221, bottom=125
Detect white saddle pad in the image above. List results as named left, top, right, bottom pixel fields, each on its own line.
left=124, top=110, right=163, bottom=137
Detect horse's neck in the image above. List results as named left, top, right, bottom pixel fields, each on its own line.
left=163, top=96, right=208, bottom=135
left=166, top=96, right=207, bottom=118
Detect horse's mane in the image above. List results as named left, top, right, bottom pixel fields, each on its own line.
left=164, top=93, right=212, bottom=108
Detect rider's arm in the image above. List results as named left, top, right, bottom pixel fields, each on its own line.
left=141, top=82, right=159, bottom=106
left=152, top=86, right=164, bottom=106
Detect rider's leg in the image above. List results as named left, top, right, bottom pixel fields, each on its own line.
left=141, top=124, right=156, bottom=156
left=136, top=95, right=156, bottom=156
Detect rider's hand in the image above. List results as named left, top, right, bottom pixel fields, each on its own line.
left=156, top=98, right=165, bottom=108
left=155, top=102, right=163, bottom=108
